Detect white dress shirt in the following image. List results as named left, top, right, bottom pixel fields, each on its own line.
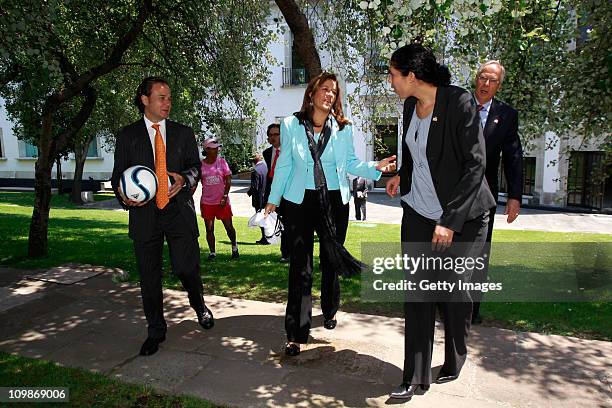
left=478, top=99, right=493, bottom=129
left=143, top=115, right=167, bottom=160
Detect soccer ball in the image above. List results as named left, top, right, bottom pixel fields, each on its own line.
left=120, top=165, right=158, bottom=204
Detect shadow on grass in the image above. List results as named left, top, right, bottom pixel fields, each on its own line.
left=0, top=212, right=133, bottom=270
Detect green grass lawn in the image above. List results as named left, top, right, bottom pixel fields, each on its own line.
left=0, top=352, right=216, bottom=407
left=93, top=192, right=117, bottom=202
left=1, top=191, right=611, bottom=340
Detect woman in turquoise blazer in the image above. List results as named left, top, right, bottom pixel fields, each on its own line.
left=265, top=72, right=395, bottom=356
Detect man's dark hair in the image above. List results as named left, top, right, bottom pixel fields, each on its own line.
left=266, top=123, right=280, bottom=136
left=134, top=76, right=169, bottom=114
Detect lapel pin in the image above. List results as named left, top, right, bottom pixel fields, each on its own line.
left=432, top=116, right=438, bottom=122
left=494, top=119, right=499, bottom=124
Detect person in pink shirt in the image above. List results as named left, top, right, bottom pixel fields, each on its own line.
left=200, top=137, right=238, bottom=260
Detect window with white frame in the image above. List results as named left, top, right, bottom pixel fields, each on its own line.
left=86, top=136, right=100, bottom=158
left=19, top=140, right=38, bottom=158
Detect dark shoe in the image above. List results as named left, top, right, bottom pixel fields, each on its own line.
left=231, top=248, right=239, bottom=259
left=389, top=383, right=429, bottom=399
left=435, top=371, right=460, bottom=384
left=285, top=343, right=300, bottom=356
left=256, top=239, right=270, bottom=245
left=471, top=314, right=483, bottom=325
left=323, top=318, right=337, bottom=330
left=197, top=307, right=215, bottom=330
left=139, top=335, right=165, bottom=356
left=207, top=253, right=216, bottom=261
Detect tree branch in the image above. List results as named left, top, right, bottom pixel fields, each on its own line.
left=45, top=0, right=153, bottom=109
left=55, top=86, right=98, bottom=152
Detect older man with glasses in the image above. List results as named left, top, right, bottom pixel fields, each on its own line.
left=472, top=60, right=524, bottom=324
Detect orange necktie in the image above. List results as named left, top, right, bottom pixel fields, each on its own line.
left=152, top=124, right=169, bottom=209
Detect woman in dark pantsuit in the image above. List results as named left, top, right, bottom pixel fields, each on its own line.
left=385, top=44, right=496, bottom=399
left=264, top=72, right=395, bottom=356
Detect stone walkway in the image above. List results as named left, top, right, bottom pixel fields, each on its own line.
left=0, top=266, right=610, bottom=407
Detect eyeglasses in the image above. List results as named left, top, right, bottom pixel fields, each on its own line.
left=268, top=133, right=280, bottom=137
left=477, top=75, right=500, bottom=85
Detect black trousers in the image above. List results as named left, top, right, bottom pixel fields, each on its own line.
left=472, top=204, right=497, bottom=318
left=133, top=202, right=206, bottom=339
left=282, top=189, right=349, bottom=343
left=400, top=203, right=488, bottom=385
left=276, top=207, right=290, bottom=259
left=354, top=197, right=367, bottom=220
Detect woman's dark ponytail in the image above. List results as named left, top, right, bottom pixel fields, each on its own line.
left=390, top=44, right=451, bottom=87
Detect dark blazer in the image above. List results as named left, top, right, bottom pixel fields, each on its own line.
left=482, top=98, right=523, bottom=202
left=111, top=119, right=201, bottom=241
left=263, top=146, right=274, bottom=171
left=399, top=85, right=496, bottom=232
left=263, top=145, right=274, bottom=203
left=248, top=161, right=268, bottom=210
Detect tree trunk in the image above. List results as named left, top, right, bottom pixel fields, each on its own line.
left=56, top=156, right=63, bottom=195
left=275, top=0, right=322, bottom=79
left=71, top=136, right=91, bottom=204
left=28, top=133, right=54, bottom=258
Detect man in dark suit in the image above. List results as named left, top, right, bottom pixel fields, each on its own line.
left=111, top=77, right=214, bottom=356
left=263, top=123, right=280, bottom=203
left=247, top=152, right=268, bottom=243
left=352, top=176, right=369, bottom=221
left=262, top=123, right=289, bottom=261
left=472, top=60, right=523, bottom=324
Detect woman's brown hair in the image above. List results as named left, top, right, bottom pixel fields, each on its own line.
left=298, top=72, right=350, bottom=130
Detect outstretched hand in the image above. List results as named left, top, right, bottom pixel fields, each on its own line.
left=376, top=155, right=397, bottom=173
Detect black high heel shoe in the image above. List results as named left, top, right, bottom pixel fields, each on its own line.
left=285, top=343, right=300, bottom=356
left=324, top=317, right=337, bottom=330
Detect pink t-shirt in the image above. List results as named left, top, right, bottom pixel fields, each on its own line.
left=200, top=158, right=232, bottom=205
